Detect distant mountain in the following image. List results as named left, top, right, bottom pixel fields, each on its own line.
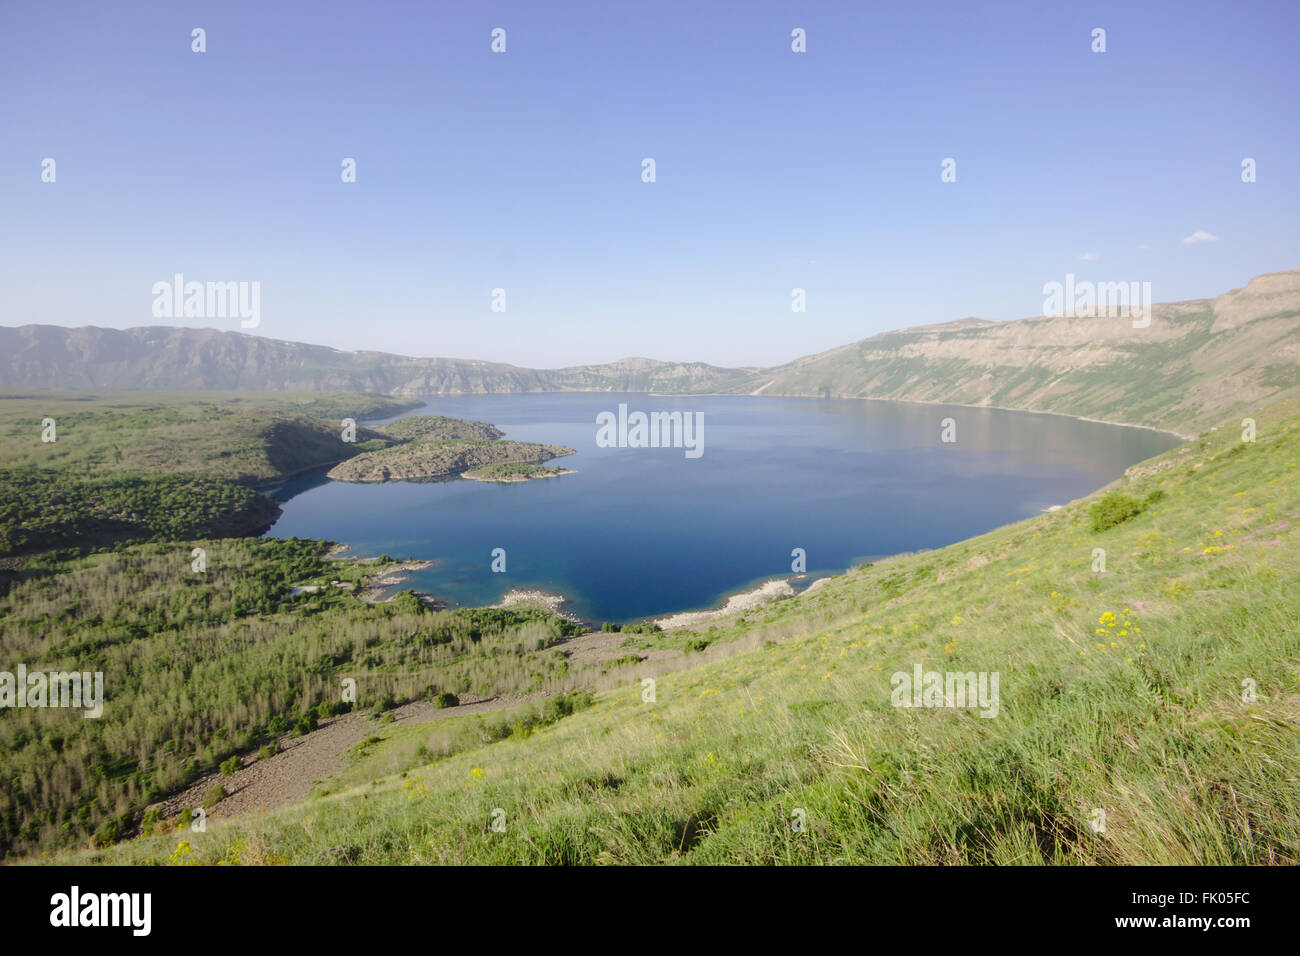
left=3, top=268, right=1297, bottom=435
left=0, top=326, right=754, bottom=397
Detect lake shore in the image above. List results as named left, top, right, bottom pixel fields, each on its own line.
left=492, top=588, right=584, bottom=624
left=462, top=467, right=577, bottom=483
left=354, top=559, right=438, bottom=602
left=652, top=577, right=796, bottom=630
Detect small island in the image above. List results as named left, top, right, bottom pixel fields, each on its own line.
left=462, top=462, right=577, bottom=483
left=326, top=415, right=575, bottom=483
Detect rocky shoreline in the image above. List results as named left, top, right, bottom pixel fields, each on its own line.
left=652, top=578, right=796, bottom=630
left=492, top=588, right=584, bottom=625
left=462, top=466, right=577, bottom=483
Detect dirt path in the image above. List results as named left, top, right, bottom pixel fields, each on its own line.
left=154, top=693, right=533, bottom=825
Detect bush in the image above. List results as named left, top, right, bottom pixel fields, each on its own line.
left=140, top=806, right=165, bottom=836
left=202, top=784, right=227, bottom=809
left=294, top=711, right=318, bottom=736
left=433, top=692, right=459, bottom=709
left=318, top=698, right=349, bottom=718
left=602, top=654, right=643, bottom=669
left=1089, top=492, right=1145, bottom=532
left=257, top=743, right=278, bottom=761
left=93, top=818, right=121, bottom=848
left=219, top=755, right=241, bottom=776
left=543, top=690, right=594, bottom=722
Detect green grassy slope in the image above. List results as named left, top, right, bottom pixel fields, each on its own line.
left=66, top=397, right=1300, bottom=865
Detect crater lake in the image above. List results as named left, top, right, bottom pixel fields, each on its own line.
left=263, top=393, right=1183, bottom=624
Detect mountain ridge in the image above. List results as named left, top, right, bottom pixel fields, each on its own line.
left=3, top=268, right=1297, bottom=434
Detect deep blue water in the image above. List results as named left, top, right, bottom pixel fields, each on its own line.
left=263, top=393, right=1182, bottom=623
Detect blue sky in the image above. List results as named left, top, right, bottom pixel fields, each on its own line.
left=1, top=0, right=1297, bottom=368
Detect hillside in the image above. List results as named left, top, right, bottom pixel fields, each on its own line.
left=0, top=390, right=418, bottom=485
left=0, top=393, right=568, bottom=558
left=50, top=394, right=1300, bottom=865
left=737, top=269, right=1300, bottom=437
left=0, top=539, right=589, bottom=855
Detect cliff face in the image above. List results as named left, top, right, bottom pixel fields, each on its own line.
left=3, top=269, right=1297, bottom=434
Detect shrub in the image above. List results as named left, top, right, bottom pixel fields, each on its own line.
left=294, top=711, right=318, bottom=736
left=542, top=691, right=593, bottom=723
left=140, top=806, right=165, bottom=836
left=318, top=698, right=349, bottom=718
left=202, top=784, right=227, bottom=809
left=93, top=818, right=121, bottom=848
left=602, top=654, right=643, bottom=669
left=433, top=692, right=459, bottom=709
left=1089, top=492, right=1145, bottom=532
left=219, top=755, right=241, bottom=776
left=257, top=743, right=278, bottom=761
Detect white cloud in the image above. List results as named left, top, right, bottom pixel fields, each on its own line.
left=1182, top=230, right=1220, bottom=244
left=1078, top=252, right=1099, bottom=261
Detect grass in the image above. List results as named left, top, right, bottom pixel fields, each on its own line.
left=54, top=395, right=1300, bottom=865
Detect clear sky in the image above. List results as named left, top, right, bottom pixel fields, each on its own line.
left=2, top=0, right=1297, bottom=368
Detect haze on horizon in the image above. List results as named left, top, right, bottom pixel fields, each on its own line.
left=1, top=0, right=1297, bottom=369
